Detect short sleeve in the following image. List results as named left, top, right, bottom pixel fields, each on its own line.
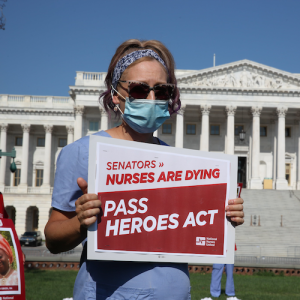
left=158, top=138, right=169, bottom=146
left=51, top=137, right=89, bottom=212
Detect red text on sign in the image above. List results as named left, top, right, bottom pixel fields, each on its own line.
left=106, top=173, right=155, bottom=185
left=107, top=160, right=156, bottom=170
left=185, top=169, right=220, bottom=180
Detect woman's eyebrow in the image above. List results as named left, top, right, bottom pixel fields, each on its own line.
left=129, top=80, right=167, bottom=86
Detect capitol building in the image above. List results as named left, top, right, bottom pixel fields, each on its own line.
left=1, top=59, right=300, bottom=239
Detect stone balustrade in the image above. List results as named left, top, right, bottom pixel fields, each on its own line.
left=4, top=186, right=18, bottom=193
left=31, top=96, right=47, bottom=102
left=52, top=97, right=70, bottom=103
left=75, top=71, right=107, bottom=86
left=0, top=94, right=72, bottom=107
left=8, top=95, right=25, bottom=102
left=27, top=187, right=45, bottom=194
left=4, top=186, right=53, bottom=194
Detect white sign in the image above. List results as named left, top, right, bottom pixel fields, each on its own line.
left=88, top=136, right=237, bottom=264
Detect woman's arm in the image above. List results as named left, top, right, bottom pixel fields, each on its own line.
left=44, top=178, right=101, bottom=254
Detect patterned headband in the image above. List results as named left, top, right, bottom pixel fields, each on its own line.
left=111, top=49, right=168, bottom=88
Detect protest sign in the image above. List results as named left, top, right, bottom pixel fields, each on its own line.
left=88, top=136, right=237, bottom=264
left=0, top=193, right=26, bottom=300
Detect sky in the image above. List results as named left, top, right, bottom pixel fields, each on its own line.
left=1, top=0, right=300, bottom=97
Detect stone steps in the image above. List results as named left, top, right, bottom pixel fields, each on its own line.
left=235, top=189, right=300, bottom=257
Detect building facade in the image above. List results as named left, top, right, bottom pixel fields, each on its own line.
left=1, top=59, right=300, bottom=237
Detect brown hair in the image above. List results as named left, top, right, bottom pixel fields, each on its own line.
left=100, top=39, right=181, bottom=117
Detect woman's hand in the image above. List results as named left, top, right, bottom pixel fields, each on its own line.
left=75, top=177, right=102, bottom=228
left=225, top=198, right=244, bottom=226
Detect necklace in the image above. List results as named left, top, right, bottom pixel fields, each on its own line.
left=0, top=267, right=11, bottom=285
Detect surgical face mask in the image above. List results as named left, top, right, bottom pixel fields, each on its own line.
left=111, top=86, right=170, bottom=134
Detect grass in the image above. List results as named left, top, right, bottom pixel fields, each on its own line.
left=24, top=270, right=300, bottom=300
left=190, top=272, right=300, bottom=300
left=25, top=270, right=77, bottom=300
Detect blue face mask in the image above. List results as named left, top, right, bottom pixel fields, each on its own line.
left=111, top=87, right=170, bottom=134
left=122, top=97, right=170, bottom=133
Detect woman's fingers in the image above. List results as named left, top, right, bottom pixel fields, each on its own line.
left=78, top=209, right=100, bottom=227
left=225, top=204, right=244, bottom=215
left=226, top=198, right=244, bottom=226
left=227, top=198, right=244, bottom=205
left=76, top=194, right=100, bottom=207
left=75, top=194, right=102, bottom=228
left=226, top=216, right=244, bottom=226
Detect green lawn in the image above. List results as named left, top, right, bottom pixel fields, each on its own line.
left=25, top=270, right=77, bottom=300
left=190, top=272, right=300, bottom=300
left=25, top=270, right=300, bottom=300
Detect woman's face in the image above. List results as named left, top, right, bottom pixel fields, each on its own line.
left=0, top=249, right=9, bottom=275
left=113, top=59, right=168, bottom=112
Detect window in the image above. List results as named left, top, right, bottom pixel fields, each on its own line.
left=285, top=127, right=291, bottom=137
left=36, top=170, right=43, bottom=187
left=89, top=121, right=99, bottom=131
left=235, top=125, right=244, bottom=136
left=162, top=124, right=172, bottom=134
left=15, top=137, right=23, bottom=146
left=32, top=208, right=39, bottom=230
left=260, top=126, right=267, bottom=137
left=37, top=137, right=45, bottom=147
left=58, top=138, right=67, bottom=147
left=5, top=206, right=16, bottom=225
left=210, top=125, right=220, bottom=135
left=14, top=169, right=21, bottom=186
left=285, top=163, right=291, bottom=185
left=186, top=124, right=196, bottom=135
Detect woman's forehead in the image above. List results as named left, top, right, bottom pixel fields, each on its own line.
left=0, top=248, right=7, bottom=256
left=122, top=60, right=167, bottom=83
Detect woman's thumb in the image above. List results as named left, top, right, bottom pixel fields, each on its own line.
left=77, top=177, right=88, bottom=194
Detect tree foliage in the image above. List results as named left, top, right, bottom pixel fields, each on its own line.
left=0, top=0, right=7, bottom=30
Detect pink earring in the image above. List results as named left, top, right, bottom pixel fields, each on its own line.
left=114, top=104, right=119, bottom=112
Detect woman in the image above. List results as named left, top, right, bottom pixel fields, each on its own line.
left=45, top=39, right=244, bottom=300
left=0, top=234, right=18, bottom=286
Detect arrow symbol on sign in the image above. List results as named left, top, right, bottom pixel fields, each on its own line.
left=159, top=162, right=164, bottom=167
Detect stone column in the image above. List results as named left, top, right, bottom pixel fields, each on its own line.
left=250, top=106, right=262, bottom=189
left=66, top=126, right=74, bottom=145
left=0, top=124, right=8, bottom=190
left=175, top=106, right=185, bottom=148
left=41, top=125, right=53, bottom=193
left=276, top=107, right=288, bottom=190
left=297, top=114, right=300, bottom=190
left=224, top=124, right=227, bottom=154
left=225, top=106, right=236, bottom=155
left=19, top=124, right=30, bottom=192
left=99, top=107, right=108, bottom=131
left=247, top=135, right=252, bottom=188
left=272, top=119, right=277, bottom=190
left=15, top=204, right=26, bottom=236
left=200, top=105, right=211, bottom=151
left=74, top=106, right=85, bottom=141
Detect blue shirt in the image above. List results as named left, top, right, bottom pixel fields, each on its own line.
left=52, top=131, right=191, bottom=300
